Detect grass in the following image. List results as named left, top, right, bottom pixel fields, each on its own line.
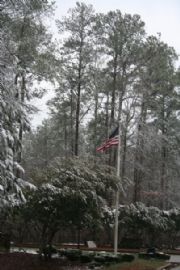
left=104, top=258, right=167, bottom=270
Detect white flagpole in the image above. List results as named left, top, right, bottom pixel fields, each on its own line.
left=114, top=96, right=122, bottom=255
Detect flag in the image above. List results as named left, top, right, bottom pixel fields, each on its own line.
left=96, top=126, right=119, bottom=152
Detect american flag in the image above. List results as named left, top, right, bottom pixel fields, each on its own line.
left=96, top=126, right=119, bottom=152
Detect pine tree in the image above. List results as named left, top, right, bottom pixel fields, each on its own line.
left=0, top=0, right=55, bottom=205
left=57, top=2, right=95, bottom=156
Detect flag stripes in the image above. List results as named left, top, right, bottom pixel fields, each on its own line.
left=96, top=127, right=119, bottom=152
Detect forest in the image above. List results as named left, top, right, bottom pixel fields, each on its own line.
left=1, top=0, right=180, bottom=255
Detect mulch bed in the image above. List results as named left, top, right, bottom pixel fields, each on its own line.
left=0, top=253, right=88, bottom=270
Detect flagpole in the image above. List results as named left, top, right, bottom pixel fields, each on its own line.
left=114, top=96, right=122, bottom=255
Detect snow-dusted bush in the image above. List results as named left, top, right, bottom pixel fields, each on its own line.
left=102, top=202, right=180, bottom=247
left=15, top=157, right=118, bottom=254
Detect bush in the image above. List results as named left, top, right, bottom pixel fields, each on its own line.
left=61, top=249, right=82, bottom=261
left=104, top=254, right=122, bottom=263
left=139, top=252, right=151, bottom=259
left=94, top=255, right=106, bottom=263
left=40, top=245, right=57, bottom=259
left=156, top=252, right=170, bottom=260
left=58, top=248, right=66, bottom=256
left=138, top=252, right=170, bottom=260
left=88, top=261, right=102, bottom=269
left=80, top=254, right=94, bottom=263
left=59, top=249, right=134, bottom=266
left=121, top=254, right=135, bottom=262
left=93, top=252, right=134, bottom=265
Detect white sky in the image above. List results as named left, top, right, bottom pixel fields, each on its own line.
left=31, top=0, right=180, bottom=128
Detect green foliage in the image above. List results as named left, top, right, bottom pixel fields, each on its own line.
left=119, top=203, right=169, bottom=231
left=0, top=0, right=56, bottom=205
left=15, top=157, right=118, bottom=251
left=80, top=253, right=94, bottom=263
left=102, top=202, right=180, bottom=247
left=63, top=249, right=82, bottom=261
left=59, top=249, right=134, bottom=266
left=138, top=252, right=170, bottom=260
left=2, top=0, right=179, bottom=249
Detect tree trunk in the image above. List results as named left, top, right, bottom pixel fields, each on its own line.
left=133, top=96, right=147, bottom=202
left=105, top=93, right=110, bottom=139
left=121, top=114, right=128, bottom=181
left=110, top=53, right=118, bottom=127
left=16, top=73, right=25, bottom=178
left=70, top=88, right=74, bottom=156
left=93, top=83, right=98, bottom=156
left=109, top=54, right=118, bottom=166
left=160, top=96, right=167, bottom=209
left=77, top=227, right=81, bottom=249
left=75, top=81, right=81, bottom=156
left=74, top=41, right=83, bottom=156
left=64, top=112, right=68, bottom=157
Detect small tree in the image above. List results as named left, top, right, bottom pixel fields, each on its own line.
left=17, top=157, right=118, bottom=255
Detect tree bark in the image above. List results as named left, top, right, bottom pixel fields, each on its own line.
left=64, top=112, right=68, bottom=157
left=133, top=96, right=147, bottom=202
left=121, top=114, right=129, bottom=181
left=93, top=85, right=98, bottom=156
left=74, top=37, right=83, bottom=156
left=70, top=88, right=74, bottom=156
left=160, top=96, right=167, bottom=209
left=110, top=53, right=118, bottom=127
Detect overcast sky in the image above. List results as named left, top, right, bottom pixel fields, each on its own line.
left=55, top=0, right=180, bottom=52
left=31, top=0, right=180, bottom=128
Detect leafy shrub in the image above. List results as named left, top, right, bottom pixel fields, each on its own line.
left=88, top=261, right=102, bottom=268
left=80, top=254, right=94, bottom=263
left=104, top=254, right=122, bottom=263
left=139, top=252, right=151, bottom=259
left=139, top=252, right=170, bottom=260
left=61, top=249, right=82, bottom=261
left=155, top=253, right=170, bottom=260
left=94, top=255, right=106, bottom=263
left=121, top=254, right=135, bottom=262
